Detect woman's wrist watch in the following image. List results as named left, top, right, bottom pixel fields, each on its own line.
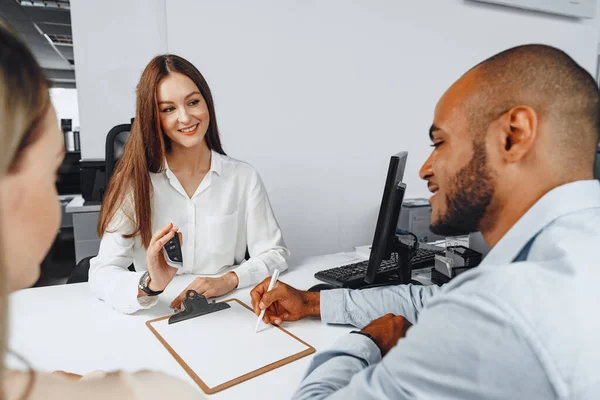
left=138, top=271, right=163, bottom=296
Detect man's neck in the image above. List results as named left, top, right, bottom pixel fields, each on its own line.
left=480, top=175, right=583, bottom=247
left=480, top=192, right=541, bottom=248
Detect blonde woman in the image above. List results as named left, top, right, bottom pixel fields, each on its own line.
left=0, top=21, right=202, bottom=399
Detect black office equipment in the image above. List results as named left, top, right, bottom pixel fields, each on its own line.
left=409, top=246, right=446, bottom=269
left=431, top=245, right=482, bottom=285
left=80, top=160, right=105, bottom=205
left=307, top=283, right=337, bottom=292
left=68, top=121, right=133, bottom=282
left=314, top=253, right=400, bottom=289
left=594, top=146, right=600, bottom=180
left=57, top=151, right=81, bottom=195
left=61, top=118, right=72, bottom=132
left=398, top=198, right=444, bottom=243
left=169, top=290, right=231, bottom=325
left=79, top=121, right=132, bottom=205
left=365, top=182, right=409, bottom=284
left=314, top=245, right=445, bottom=289
left=105, top=122, right=131, bottom=188
left=314, top=151, right=422, bottom=289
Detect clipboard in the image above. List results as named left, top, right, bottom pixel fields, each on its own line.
left=146, top=296, right=315, bottom=394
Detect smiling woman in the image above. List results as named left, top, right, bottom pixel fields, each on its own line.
left=89, top=54, right=289, bottom=314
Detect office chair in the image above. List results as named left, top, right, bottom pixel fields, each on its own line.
left=67, top=120, right=133, bottom=284
left=105, top=121, right=132, bottom=188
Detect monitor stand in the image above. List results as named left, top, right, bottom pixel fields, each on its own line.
left=353, top=237, right=419, bottom=290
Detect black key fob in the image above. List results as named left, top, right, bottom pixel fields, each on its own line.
left=163, top=232, right=183, bottom=268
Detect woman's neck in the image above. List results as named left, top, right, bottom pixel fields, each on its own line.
left=166, top=140, right=212, bottom=174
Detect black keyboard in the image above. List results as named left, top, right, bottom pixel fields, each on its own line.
left=410, top=247, right=446, bottom=269
left=314, top=247, right=444, bottom=289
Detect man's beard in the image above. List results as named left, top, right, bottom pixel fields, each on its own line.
left=430, top=141, right=495, bottom=236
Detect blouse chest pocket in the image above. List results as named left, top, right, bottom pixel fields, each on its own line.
left=205, top=211, right=239, bottom=254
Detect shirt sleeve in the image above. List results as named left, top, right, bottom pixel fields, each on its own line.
left=232, top=170, right=290, bottom=288
left=294, top=292, right=554, bottom=400
left=88, top=206, right=159, bottom=314
left=320, top=283, right=443, bottom=327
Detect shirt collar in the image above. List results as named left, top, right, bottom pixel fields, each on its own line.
left=210, top=150, right=222, bottom=176
left=481, top=180, right=600, bottom=266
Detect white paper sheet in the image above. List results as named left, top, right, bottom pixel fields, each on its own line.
left=149, top=300, right=311, bottom=389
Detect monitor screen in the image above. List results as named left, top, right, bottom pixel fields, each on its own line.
left=364, top=151, right=408, bottom=284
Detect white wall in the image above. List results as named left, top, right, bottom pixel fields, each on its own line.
left=72, top=0, right=600, bottom=262
left=164, top=0, right=598, bottom=261
left=70, top=0, right=167, bottom=160
left=49, top=88, right=79, bottom=129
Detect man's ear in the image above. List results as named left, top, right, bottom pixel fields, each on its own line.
left=490, top=106, right=538, bottom=164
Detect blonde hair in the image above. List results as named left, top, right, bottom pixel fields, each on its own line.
left=0, top=19, right=51, bottom=399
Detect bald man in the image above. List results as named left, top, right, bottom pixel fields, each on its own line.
left=250, top=44, right=600, bottom=399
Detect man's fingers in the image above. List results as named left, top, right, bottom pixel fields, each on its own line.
left=250, top=290, right=262, bottom=315
left=264, top=313, right=284, bottom=325
left=258, top=285, right=285, bottom=310
left=264, top=312, right=277, bottom=324
left=251, top=277, right=274, bottom=313
left=251, top=277, right=271, bottom=297
left=263, top=306, right=276, bottom=323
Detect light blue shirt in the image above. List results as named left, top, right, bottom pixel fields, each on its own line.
left=294, top=180, right=600, bottom=400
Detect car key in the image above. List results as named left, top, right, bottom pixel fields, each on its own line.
left=163, top=232, right=183, bottom=268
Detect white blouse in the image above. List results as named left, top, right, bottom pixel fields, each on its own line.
left=89, top=151, right=289, bottom=313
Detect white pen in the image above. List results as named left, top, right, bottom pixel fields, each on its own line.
left=255, top=269, right=280, bottom=333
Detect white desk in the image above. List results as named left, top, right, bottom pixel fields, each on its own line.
left=11, top=252, right=413, bottom=400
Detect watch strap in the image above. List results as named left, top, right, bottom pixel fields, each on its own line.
left=138, top=271, right=163, bottom=296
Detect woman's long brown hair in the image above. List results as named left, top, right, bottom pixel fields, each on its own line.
left=0, top=20, right=51, bottom=400
left=98, top=55, right=226, bottom=247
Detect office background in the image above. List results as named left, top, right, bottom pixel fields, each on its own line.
left=3, top=0, right=598, bottom=270
left=68, top=0, right=599, bottom=262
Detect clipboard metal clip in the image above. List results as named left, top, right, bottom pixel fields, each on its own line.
left=168, top=290, right=231, bottom=325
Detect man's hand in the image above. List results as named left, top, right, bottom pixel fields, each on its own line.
left=170, top=272, right=239, bottom=309
left=250, top=279, right=320, bottom=325
left=361, top=313, right=412, bottom=356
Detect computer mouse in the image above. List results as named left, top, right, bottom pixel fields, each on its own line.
left=307, top=283, right=337, bottom=292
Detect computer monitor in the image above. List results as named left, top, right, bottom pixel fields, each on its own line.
left=364, top=151, right=408, bottom=284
